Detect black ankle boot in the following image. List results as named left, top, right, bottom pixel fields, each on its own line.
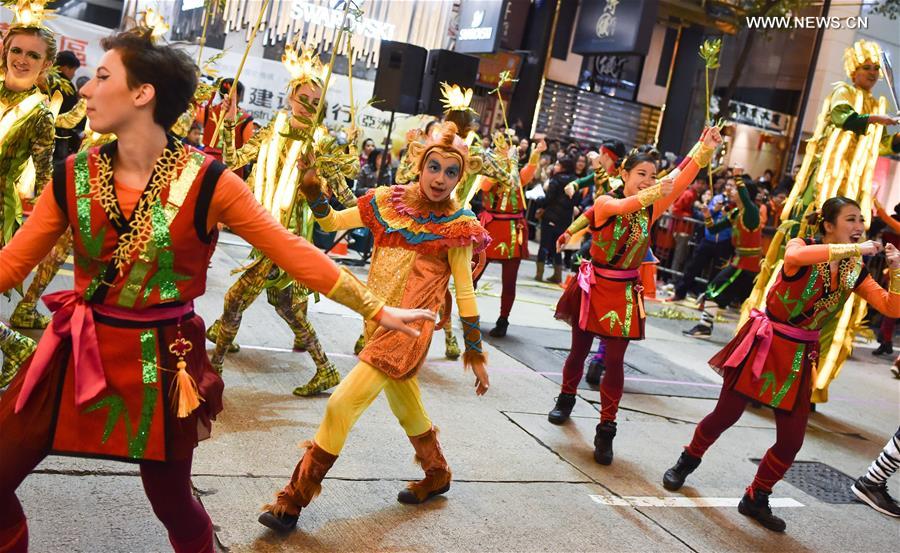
left=593, top=421, right=617, bottom=465
left=873, top=342, right=894, bottom=356
left=489, top=316, right=509, bottom=337
left=738, top=488, right=786, bottom=532
left=663, top=451, right=702, bottom=491
left=548, top=393, right=576, bottom=425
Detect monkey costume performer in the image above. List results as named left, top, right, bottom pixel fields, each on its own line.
left=258, top=121, right=491, bottom=532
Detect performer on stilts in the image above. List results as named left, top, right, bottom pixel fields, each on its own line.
left=547, top=127, right=722, bottom=465
left=741, top=39, right=900, bottom=406
left=663, top=197, right=900, bottom=532
left=0, top=5, right=58, bottom=386
left=0, top=27, right=431, bottom=553
left=683, top=176, right=761, bottom=337
left=258, top=121, right=490, bottom=532
left=205, top=43, right=361, bottom=396
left=475, top=130, right=543, bottom=337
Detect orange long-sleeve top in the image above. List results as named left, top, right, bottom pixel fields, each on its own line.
left=875, top=201, right=900, bottom=235
left=0, top=169, right=341, bottom=295
left=591, top=157, right=701, bottom=226
left=783, top=237, right=900, bottom=317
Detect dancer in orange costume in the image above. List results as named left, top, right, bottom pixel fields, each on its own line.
left=476, top=131, right=543, bottom=337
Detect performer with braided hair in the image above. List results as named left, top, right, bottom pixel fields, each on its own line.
left=258, top=121, right=490, bottom=532
left=547, top=127, right=722, bottom=466
left=205, top=44, right=360, bottom=396
left=663, top=197, right=900, bottom=533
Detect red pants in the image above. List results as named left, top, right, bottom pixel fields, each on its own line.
left=560, top=325, right=629, bottom=422
left=0, top=364, right=214, bottom=553
left=686, top=379, right=811, bottom=493
left=474, top=258, right=522, bottom=319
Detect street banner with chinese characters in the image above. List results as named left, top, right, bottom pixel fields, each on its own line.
left=0, top=13, right=417, bottom=148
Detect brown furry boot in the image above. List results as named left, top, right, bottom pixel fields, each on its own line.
left=258, top=441, right=337, bottom=531
left=398, top=426, right=452, bottom=504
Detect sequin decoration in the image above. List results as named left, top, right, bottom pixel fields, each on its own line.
left=88, top=152, right=120, bottom=224
left=142, top=200, right=186, bottom=302
left=140, top=329, right=158, bottom=384
left=770, top=344, right=805, bottom=407
left=130, top=386, right=158, bottom=459
left=367, top=246, right=416, bottom=307
left=622, top=282, right=634, bottom=336
left=98, top=145, right=191, bottom=274
left=75, top=151, right=104, bottom=258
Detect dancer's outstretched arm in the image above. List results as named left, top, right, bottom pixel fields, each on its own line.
left=211, top=170, right=432, bottom=335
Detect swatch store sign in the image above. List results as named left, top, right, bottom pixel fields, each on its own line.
left=456, top=0, right=508, bottom=54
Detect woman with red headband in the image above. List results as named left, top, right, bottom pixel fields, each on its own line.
left=547, top=126, right=722, bottom=466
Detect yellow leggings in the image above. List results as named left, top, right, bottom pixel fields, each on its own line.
left=314, top=361, right=433, bottom=456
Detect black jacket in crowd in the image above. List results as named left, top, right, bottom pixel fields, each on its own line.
left=537, top=171, right=577, bottom=228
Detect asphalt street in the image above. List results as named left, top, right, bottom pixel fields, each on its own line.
left=3, top=232, right=899, bottom=552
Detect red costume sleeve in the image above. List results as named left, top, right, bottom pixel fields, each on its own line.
left=207, top=170, right=341, bottom=295
left=0, top=185, right=68, bottom=293
left=520, top=163, right=537, bottom=187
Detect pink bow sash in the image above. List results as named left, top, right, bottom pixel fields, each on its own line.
left=15, top=290, right=193, bottom=413
left=577, top=262, right=639, bottom=328
left=722, top=309, right=819, bottom=381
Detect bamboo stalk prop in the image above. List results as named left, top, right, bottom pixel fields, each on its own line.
left=299, top=0, right=356, bottom=163
left=490, top=70, right=517, bottom=132
left=208, top=0, right=272, bottom=149
left=699, top=38, right=722, bottom=191
left=196, top=3, right=213, bottom=65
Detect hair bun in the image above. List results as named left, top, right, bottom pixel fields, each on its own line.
left=805, top=210, right=821, bottom=228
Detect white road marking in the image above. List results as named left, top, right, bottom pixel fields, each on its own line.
left=589, top=495, right=804, bottom=508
